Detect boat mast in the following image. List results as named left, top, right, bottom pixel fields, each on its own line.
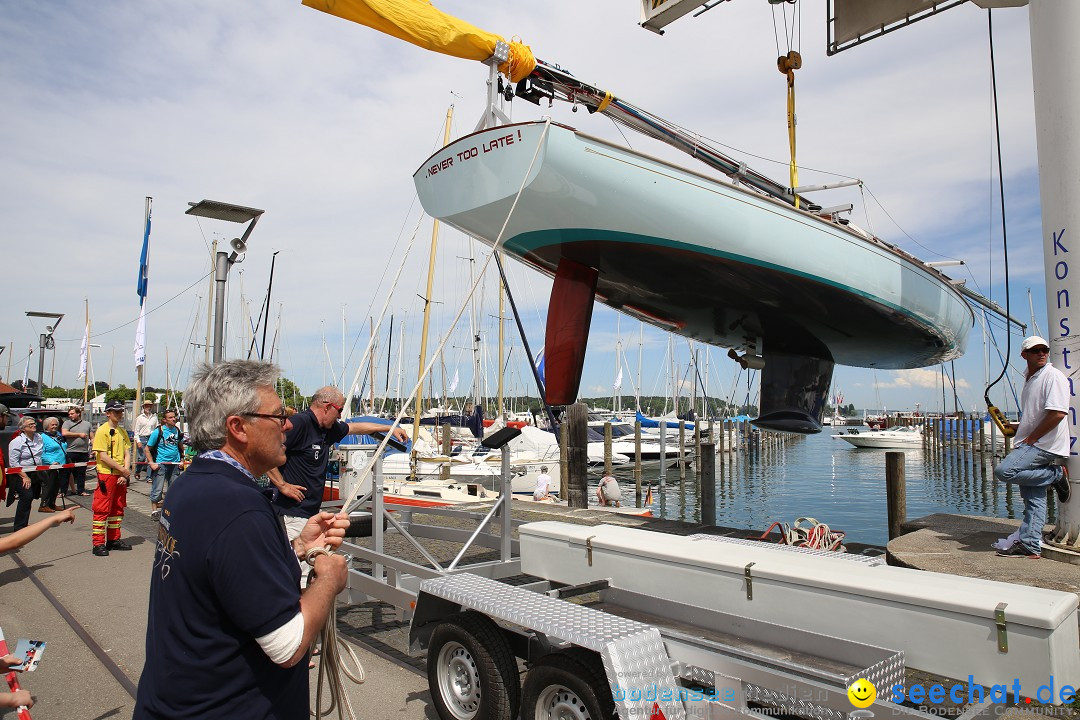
left=637, top=322, right=643, bottom=412
left=382, top=315, right=393, bottom=415
left=369, top=316, right=376, bottom=415
left=413, top=105, right=454, bottom=466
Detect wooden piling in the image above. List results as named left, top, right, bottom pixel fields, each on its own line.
left=559, top=419, right=569, bottom=499
left=694, top=422, right=702, bottom=482
left=886, top=450, right=907, bottom=541
left=440, top=424, right=452, bottom=481
left=566, top=403, right=589, bottom=509
left=700, top=442, right=716, bottom=526
left=658, top=421, right=668, bottom=515
left=603, top=421, right=613, bottom=476
left=678, top=421, right=686, bottom=484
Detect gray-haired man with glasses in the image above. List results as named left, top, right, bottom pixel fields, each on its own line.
left=135, top=360, right=352, bottom=719
left=268, top=385, right=408, bottom=541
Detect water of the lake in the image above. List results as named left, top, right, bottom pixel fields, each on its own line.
left=624, top=430, right=1053, bottom=548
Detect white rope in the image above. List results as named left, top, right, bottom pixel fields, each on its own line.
left=340, top=118, right=554, bottom=512
left=306, top=547, right=366, bottom=719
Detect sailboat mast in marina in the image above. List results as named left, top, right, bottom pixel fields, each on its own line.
left=412, top=105, right=454, bottom=473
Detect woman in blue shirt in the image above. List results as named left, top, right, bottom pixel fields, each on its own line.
left=38, top=417, right=68, bottom=513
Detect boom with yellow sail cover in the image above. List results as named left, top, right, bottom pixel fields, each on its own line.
left=301, top=0, right=536, bottom=82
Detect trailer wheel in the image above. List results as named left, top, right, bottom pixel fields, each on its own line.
left=427, top=611, right=520, bottom=720
left=520, top=650, right=616, bottom=720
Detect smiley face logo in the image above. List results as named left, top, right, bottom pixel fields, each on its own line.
left=847, top=678, right=876, bottom=708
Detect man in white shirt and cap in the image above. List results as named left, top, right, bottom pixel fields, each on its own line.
left=133, top=399, right=159, bottom=481
left=992, top=336, right=1072, bottom=559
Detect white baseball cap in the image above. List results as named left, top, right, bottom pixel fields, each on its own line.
left=1021, top=336, right=1050, bottom=352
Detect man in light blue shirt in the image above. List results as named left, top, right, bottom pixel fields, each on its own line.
left=146, top=409, right=184, bottom=520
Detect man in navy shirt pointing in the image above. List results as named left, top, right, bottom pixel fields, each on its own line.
left=269, top=386, right=408, bottom=541
left=134, top=361, right=351, bottom=719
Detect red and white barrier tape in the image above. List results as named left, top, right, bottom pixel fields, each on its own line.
left=4, top=460, right=185, bottom=475
left=4, top=461, right=95, bottom=475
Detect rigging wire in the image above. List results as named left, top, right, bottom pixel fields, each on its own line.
left=983, top=9, right=1015, bottom=401
left=74, top=271, right=213, bottom=340
left=341, top=113, right=458, bottom=377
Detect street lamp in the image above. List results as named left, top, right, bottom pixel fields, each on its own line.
left=25, top=311, right=63, bottom=395
left=185, top=200, right=264, bottom=364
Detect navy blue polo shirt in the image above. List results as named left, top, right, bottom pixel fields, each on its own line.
left=272, top=409, right=349, bottom=519
left=134, top=457, right=305, bottom=720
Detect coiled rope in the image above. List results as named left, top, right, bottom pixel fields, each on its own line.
left=759, top=517, right=846, bottom=552
left=306, top=547, right=366, bottom=719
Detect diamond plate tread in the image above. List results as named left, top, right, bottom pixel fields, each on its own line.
left=419, top=574, right=686, bottom=720
left=690, top=533, right=885, bottom=564
left=862, top=651, right=906, bottom=695
left=745, top=683, right=847, bottom=720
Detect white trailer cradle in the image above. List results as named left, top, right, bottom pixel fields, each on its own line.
left=516, top=521, right=1080, bottom=694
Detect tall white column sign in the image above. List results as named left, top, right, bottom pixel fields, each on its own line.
left=1032, top=0, right=1080, bottom=548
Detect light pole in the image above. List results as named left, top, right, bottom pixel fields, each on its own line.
left=185, top=200, right=264, bottom=364
left=25, top=311, right=63, bottom=394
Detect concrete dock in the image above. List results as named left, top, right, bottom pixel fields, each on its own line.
left=1, top=476, right=1077, bottom=719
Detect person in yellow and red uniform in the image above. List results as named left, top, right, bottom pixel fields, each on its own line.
left=92, top=400, right=133, bottom=556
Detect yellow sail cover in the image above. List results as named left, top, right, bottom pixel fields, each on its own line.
left=302, top=0, right=536, bottom=82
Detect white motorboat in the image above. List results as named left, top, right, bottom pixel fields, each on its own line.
left=834, top=426, right=923, bottom=449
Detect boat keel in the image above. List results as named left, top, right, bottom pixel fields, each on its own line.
left=753, top=351, right=833, bottom=434
left=544, top=258, right=598, bottom=405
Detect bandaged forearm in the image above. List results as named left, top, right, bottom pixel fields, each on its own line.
left=255, top=612, right=304, bottom=664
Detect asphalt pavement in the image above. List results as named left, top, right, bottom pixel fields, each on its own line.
left=0, top=473, right=433, bottom=720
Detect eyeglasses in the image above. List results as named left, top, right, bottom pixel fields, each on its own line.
left=241, top=411, right=291, bottom=427
left=324, top=401, right=345, bottom=414
left=1027, top=347, right=1050, bottom=355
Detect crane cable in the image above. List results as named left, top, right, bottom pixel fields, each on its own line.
left=982, top=9, right=1017, bottom=437
left=773, top=0, right=801, bottom=208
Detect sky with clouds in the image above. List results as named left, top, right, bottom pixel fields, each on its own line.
left=0, top=1, right=1046, bottom=415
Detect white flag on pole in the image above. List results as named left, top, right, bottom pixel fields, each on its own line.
left=134, top=304, right=146, bottom=368
left=613, top=367, right=623, bottom=391
left=448, top=369, right=459, bottom=394
left=22, top=346, right=32, bottom=389
left=78, top=324, right=89, bottom=379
